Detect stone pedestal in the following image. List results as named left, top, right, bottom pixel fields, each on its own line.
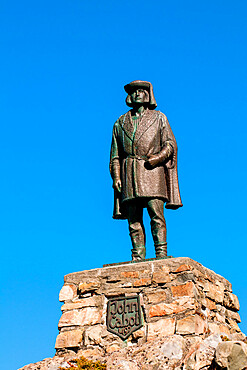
left=55, top=257, right=243, bottom=358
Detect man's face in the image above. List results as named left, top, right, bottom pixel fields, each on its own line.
left=130, top=88, right=149, bottom=105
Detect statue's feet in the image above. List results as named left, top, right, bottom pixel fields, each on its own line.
left=131, top=246, right=146, bottom=262
left=155, top=243, right=167, bottom=259
left=132, top=256, right=145, bottom=262
left=156, top=255, right=168, bottom=259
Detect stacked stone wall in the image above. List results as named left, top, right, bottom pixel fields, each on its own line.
left=55, top=257, right=243, bottom=358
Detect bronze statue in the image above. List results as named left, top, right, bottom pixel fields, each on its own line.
left=110, top=80, right=182, bottom=261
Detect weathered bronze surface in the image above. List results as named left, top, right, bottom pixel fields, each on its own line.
left=110, top=81, right=182, bottom=261
left=106, top=296, right=143, bottom=340
left=103, top=255, right=173, bottom=268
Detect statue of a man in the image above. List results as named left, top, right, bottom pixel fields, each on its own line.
left=110, top=80, right=182, bottom=261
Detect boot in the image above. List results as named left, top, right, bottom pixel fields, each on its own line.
left=155, top=243, right=167, bottom=259
left=131, top=246, right=146, bottom=261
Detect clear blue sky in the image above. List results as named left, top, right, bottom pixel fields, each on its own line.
left=0, top=1, right=246, bottom=369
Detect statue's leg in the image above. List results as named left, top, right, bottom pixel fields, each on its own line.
left=147, top=198, right=167, bottom=258
left=126, top=200, right=146, bottom=261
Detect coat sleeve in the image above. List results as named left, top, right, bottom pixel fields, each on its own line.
left=158, top=112, right=177, bottom=168
left=110, top=121, right=127, bottom=219
left=159, top=112, right=183, bottom=209
left=110, top=122, right=121, bottom=180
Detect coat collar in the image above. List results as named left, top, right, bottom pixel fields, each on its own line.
left=121, top=109, right=159, bottom=142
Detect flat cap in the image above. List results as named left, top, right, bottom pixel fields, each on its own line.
left=124, top=80, right=157, bottom=109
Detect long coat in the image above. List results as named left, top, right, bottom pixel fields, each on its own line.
left=110, top=109, right=182, bottom=219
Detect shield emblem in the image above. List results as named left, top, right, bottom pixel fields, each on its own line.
left=106, top=295, right=143, bottom=340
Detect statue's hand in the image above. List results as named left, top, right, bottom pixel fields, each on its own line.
left=113, top=179, right=122, bottom=192
left=145, top=154, right=160, bottom=168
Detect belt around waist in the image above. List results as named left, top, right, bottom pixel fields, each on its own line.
left=125, top=155, right=148, bottom=160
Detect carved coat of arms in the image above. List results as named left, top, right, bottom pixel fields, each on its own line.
left=106, top=296, right=143, bottom=340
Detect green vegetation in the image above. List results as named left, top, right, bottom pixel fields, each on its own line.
left=59, top=356, right=106, bottom=370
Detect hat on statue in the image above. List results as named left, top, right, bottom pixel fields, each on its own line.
left=124, top=80, right=157, bottom=109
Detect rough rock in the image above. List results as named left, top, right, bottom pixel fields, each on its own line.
left=58, top=307, right=102, bottom=327
left=147, top=318, right=175, bottom=340
left=176, top=314, right=207, bottom=335
left=55, top=329, right=83, bottom=349
left=149, top=296, right=198, bottom=317
left=19, top=257, right=247, bottom=369
left=159, top=335, right=184, bottom=360
left=170, top=281, right=197, bottom=298
left=59, top=284, right=77, bottom=302
left=19, top=334, right=247, bottom=369
left=215, top=341, right=247, bottom=369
